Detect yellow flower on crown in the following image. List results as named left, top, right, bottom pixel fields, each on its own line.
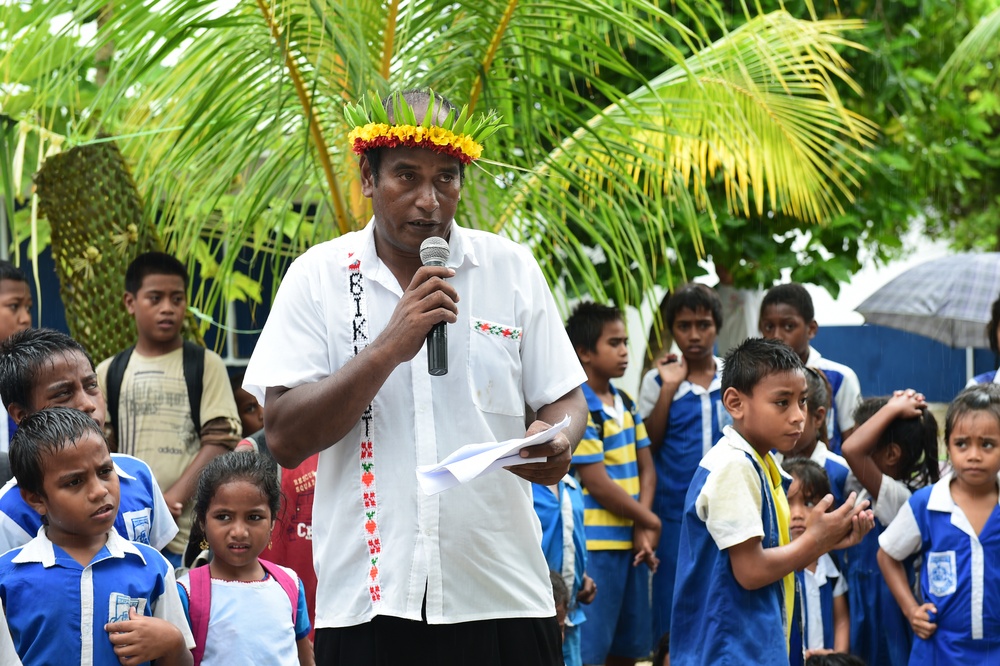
left=344, top=91, right=504, bottom=165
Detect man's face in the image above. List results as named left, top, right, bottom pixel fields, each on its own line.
left=362, top=146, right=462, bottom=262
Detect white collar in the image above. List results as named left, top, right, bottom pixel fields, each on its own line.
left=808, top=553, right=839, bottom=586
left=927, top=471, right=1000, bottom=513
left=112, top=458, right=136, bottom=481
left=346, top=218, right=481, bottom=272
left=804, top=346, right=822, bottom=365
left=722, top=426, right=793, bottom=484
left=12, top=527, right=147, bottom=568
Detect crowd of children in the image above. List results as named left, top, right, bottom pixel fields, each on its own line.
left=0, top=248, right=998, bottom=666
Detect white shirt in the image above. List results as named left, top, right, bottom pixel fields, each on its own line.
left=802, top=553, right=847, bottom=650
left=244, top=221, right=586, bottom=628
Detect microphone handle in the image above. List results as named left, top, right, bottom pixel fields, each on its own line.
left=427, top=321, right=447, bottom=376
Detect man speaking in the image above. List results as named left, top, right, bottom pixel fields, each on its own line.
left=244, top=90, right=587, bottom=666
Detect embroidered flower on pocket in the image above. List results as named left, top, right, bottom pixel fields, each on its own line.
left=472, top=318, right=522, bottom=341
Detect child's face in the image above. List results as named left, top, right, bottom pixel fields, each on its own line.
left=725, top=370, right=807, bottom=455
left=947, top=410, right=1000, bottom=492
left=580, top=319, right=629, bottom=380
left=124, top=273, right=187, bottom=348
left=23, top=432, right=120, bottom=546
left=788, top=405, right=824, bottom=458
left=233, top=386, right=264, bottom=437
left=0, top=279, right=32, bottom=341
left=202, top=479, right=274, bottom=579
left=786, top=476, right=812, bottom=541
left=758, top=303, right=816, bottom=359
left=12, top=351, right=106, bottom=428
left=671, top=306, right=717, bottom=362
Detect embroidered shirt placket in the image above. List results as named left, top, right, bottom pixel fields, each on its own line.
left=349, top=255, right=383, bottom=608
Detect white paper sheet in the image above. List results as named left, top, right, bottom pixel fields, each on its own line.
left=416, top=415, right=572, bottom=495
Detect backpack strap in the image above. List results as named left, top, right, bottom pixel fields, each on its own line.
left=105, top=346, right=135, bottom=439
left=182, top=340, right=206, bottom=432
left=187, top=565, right=212, bottom=666
left=587, top=388, right=636, bottom=435
left=259, top=558, right=300, bottom=623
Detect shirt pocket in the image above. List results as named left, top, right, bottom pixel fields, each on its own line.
left=467, top=317, right=524, bottom=416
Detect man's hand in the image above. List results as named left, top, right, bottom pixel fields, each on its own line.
left=105, top=607, right=190, bottom=665
left=577, top=574, right=597, bottom=605
left=376, top=265, right=458, bottom=365
left=655, top=353, right=688, bottom=389
left=507, top=420, right=572, bottom=486
left=803, top=492, right=874, bottom=552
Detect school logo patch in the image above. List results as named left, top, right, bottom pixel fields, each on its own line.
left=108, top=593, right=147, bottom=623
left=927, top=551, right=957, bottom=597
left=122, top=508, right=151, bottom=545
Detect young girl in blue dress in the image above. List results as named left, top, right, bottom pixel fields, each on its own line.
left=840, top=390, right=940, bottom=666
left=879, top=384, right=1000, bottom=664
left=177, top=451, right=313, bottom=665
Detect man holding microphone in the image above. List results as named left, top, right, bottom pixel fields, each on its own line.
left=244, top=90, right=587, bottom=666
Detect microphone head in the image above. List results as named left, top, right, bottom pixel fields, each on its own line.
left=419, top=236, right=450, bottom=267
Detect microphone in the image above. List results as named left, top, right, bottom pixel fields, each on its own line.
left=419, top=236, right=451, bottom=376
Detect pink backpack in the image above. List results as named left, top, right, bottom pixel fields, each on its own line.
left=187, top=559, right=299, bottom=665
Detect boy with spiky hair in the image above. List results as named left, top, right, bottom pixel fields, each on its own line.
left=96, top=251, right=240, bottom=566
left=0, top=407, right=193, bottom=665
left=758, top=283, right=862, bottom=454
left=670, top=337, right=873, bottom=665
left=0, top=327, right=177, bottom=552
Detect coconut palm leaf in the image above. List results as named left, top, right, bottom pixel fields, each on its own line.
left=2, top=0, right=875, bottom=325
left=935, top=5, right=1000, bottom=94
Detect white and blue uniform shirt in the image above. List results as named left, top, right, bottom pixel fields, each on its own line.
left=804, top=346, right=862, bottom=455
left=0, top=453, right=177, bottom=553
left=669, top=427, right=791, bottom=665
left=532, top=475, right=587, bottom=629
left=177, top=565, right=311, bottom=666
left=775, top=441, right=850, bottom=507
left=0, top=527, right=194, bottom=666
left=880, top=473, right=1000, bottom=664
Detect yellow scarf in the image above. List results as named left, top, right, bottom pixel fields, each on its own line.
left=753, top=448, right=794, bottom=647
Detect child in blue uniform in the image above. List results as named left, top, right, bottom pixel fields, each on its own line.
left=783, top=457, right=849, bottom=662
left=177, top=451, right=312, bottom=665
left=777, top=368, right=851, bottom=506
left=0, top=328, right=177, bottom=552
left=637, top=283, right=728, bottom=652
left=567, top=302, right=658, bottom=666
left=758, top=283, right=862, bottom=454
left=669, top=338, right=873, bottom=666
left=879, top=384, right=1000, bottom=665
left=0, top=407, right=193, bottom=665
left=841, top=391, right=941, bottom=666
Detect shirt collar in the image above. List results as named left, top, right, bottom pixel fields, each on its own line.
left=804, top=346, right=822, bottom=365
left=722, top=425, right=793, bottom=484
left=811, top=553, right=838, bottom=586
left=347, top=218, right=480, bottom=271
left=112, top=459, right=136, bottom=481
left=12, top=527, right=148, bottom=568
left=926, top=471, right=1000, bottom=511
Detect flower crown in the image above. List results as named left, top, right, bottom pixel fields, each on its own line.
left=344, top=91, right=505, bottom=165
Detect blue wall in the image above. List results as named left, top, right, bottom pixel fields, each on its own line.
left=814, top=324, right=995, bottom=403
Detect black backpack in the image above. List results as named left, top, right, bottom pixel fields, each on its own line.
left=106, top=341, right=206, bottom=437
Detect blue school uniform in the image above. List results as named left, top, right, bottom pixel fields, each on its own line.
left=532, top=475, right=588, bottom=666
left=0, top=528, right=193, bottom=665
left=670, top=427, right=792, bottom=666
left=776, top=442, right=850, bottom=507
left=0, top=454, right=177, bottom=553
left=842, top=474, right=914, bottom=666
left=637, top=362, right=729, bottom=646
left=804, top=347, right=861, bottom=455
left=880, top=474, right=1000, bottom=665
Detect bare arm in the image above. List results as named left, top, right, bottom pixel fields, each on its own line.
left=632, top=446, right=660, bottom=569
left=833, top=593, right=850, bottom=653
left=877, top=548, right=937, bottom=640
left=642, top=355, right=686, bottom=452
left=509, top=387, right=587, bottom=486
left=162, top=440, right=231, bottom=518
left=296, top=636, right=315, bottom=666
left=265, top=266, right=458, bottom=468
left=729, top=493, right=873, bottom=590
left=841, top=390, right=926, bottom=499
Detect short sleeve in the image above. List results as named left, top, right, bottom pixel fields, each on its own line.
left=875, top=478, right=912, bottom=525
left=834, top=369, right=862, bottom=432
left=696, top=458, right=765, bottom=551
left=143, top=466, right=179, bottom=551
left=242, top=250, right=338, bottom=405
left=637, top=369, right=661, bottom=420
left=199, top=351, right=241, bottom=435
left=571, top=413, right=605, bottom=465
left=833, top=573, right=848, bottom=597
left=175, top=579, right=193, bottom=629
left=629, top=398, right=650, bottom=450
left=294, top=578, right=311, bottom=640
left=878, top=500, right=922, bottom=561
left=0, top=603, right=21, bottom=665
left=154, top=566, right=196, bottom=649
